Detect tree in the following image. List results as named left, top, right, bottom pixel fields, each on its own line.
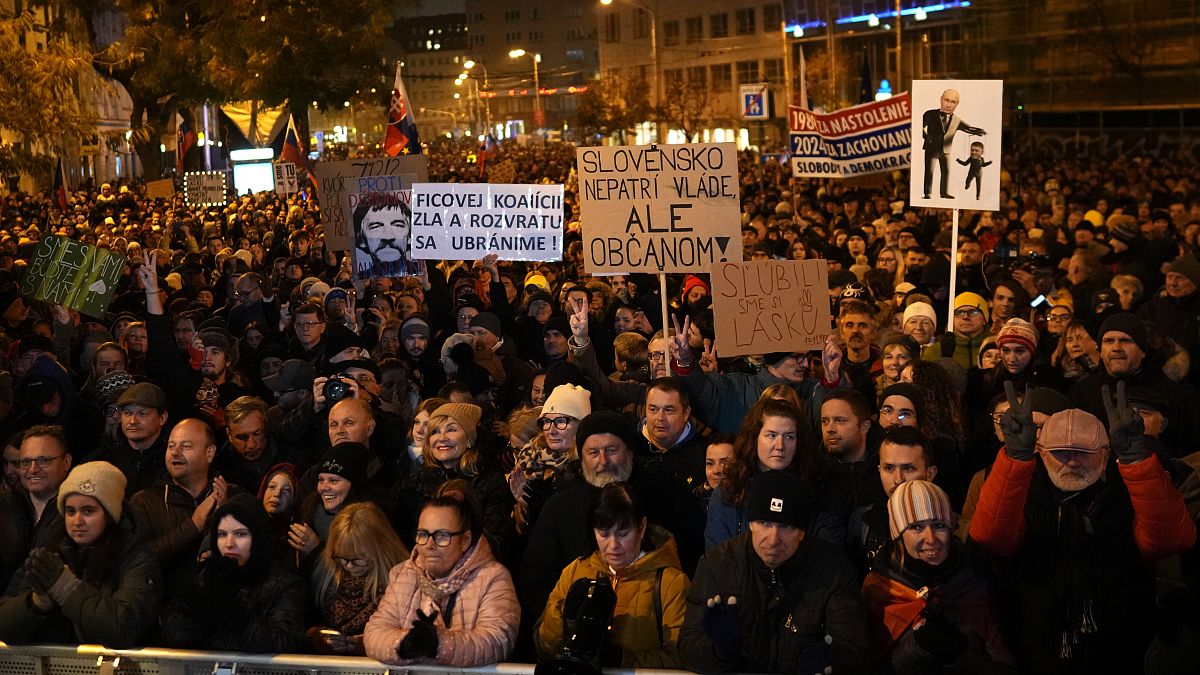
left=575, top=75, right=653, bottom=144
left=657, top=78, right=712, bottom=143
left=0, top=9, right=97, bottom=178
left=66, top=0, right=397, bottom=179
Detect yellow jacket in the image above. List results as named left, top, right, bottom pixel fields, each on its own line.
left=535, top=528, right=689, bottom=668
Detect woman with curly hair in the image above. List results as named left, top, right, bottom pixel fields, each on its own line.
left=900, top=360, right=968, bottom=503
left=704, top=398, right=837, bottom=550
left=306, top=502, right=410, bottom=655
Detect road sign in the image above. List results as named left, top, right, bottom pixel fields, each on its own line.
left=741, top=84, right=769, bottom=120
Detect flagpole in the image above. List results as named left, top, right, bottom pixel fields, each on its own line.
left=948, top=208, right=960, bottom=324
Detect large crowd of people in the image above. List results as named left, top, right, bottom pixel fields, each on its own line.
left=0, top=136, right=1199, bottom=675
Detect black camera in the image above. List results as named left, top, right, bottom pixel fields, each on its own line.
left=535, top=576, right=618, bottom=675
left=322, top=373, right=355, bottom=403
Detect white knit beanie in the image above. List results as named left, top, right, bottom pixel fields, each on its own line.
left=542, top=384, right=592, bottom=420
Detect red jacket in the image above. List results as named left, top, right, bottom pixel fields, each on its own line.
left=969, top=448, right=1196, bottom=561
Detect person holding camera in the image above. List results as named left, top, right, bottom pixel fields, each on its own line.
left=536, top=482, right=689, bottom=669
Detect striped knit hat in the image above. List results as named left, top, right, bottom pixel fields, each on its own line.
left=888, top=479, right=955, bottom=539
left=997, top=317, right=1038, bottom=352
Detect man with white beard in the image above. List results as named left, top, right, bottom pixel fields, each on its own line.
left=517, top=410, right=638, bottom=641
left=969, top=381, right=1196, bottom=673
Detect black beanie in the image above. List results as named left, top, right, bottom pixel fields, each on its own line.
left=746, top=470, right=813, bottom=529
left=317, top=442, right=369, bottom=489
left=575, top=410, right=638, bottom=454
left=880, top=382, right=926, bottom=423
left=1099, top=312, right=1151, bottom=355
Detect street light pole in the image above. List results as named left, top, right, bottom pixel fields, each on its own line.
left=601, top=0, right=662, bottom=142
left=508, top=49, right=542, bottom=131
left=465, top=59, right=492, bottom=133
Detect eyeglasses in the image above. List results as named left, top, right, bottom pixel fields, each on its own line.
left=415, top=529, right=466, bottom=547
left=990, top=412, right=1007, bottom=424
left=332, top=555, right=369, bottom=567
left=294, top=321, right=321, bottom=331
left=648, top=351, right=666, bottom=362
left=879, top=407, right=914, bottom=421
left=1047, top=313, right=1072, bottom=322
left=18, top=455, right=65, bottom=470
left=953, top=308, right=982, bottom=318
left=538, top=415, right=577, bottom=430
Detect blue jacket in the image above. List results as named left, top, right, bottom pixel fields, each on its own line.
left=677, top=365, right=838, bottom=434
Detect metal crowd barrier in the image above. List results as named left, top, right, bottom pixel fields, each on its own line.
left=0, top=645, right=688, bottom=675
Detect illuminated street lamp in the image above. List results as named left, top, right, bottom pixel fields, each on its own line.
left=508, top=49, right=542, bottom=128
left=600, top=0, right=661, bottom=141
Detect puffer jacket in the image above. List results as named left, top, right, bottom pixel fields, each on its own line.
left=0, top=519, right=162, bottom=647
left=861, top=543, right=1017, bottom=674
left=364, top=536, right=519, bottom=667
left=680, top=533, right=873, bottom=674
left=535, top=527, right=689, bottom=668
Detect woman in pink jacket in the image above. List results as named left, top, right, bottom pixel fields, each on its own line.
left=364, top=487, right=519, bottom=666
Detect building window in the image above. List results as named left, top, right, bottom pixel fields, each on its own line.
left=764, top=58, right=784, bottom=83
left=687, top=66, right=707, bottom=87
left=567, top=27, right=582, bottom=40
left=763, top=3, right=782, bottom=29
left=604, top=12, right=620, bottom=43
left=736, top=60, right=760, bottom=84
left=711, top=63, right=732, bottom=91
left=634, top=9, right=650, bottom=39
left=686, top=16, right=703, bottom=43
left=566, top=48, right=585, bottom=62
left=663, top=20, right=680, bottom=46
left=710, top=13, right=728, bottom=38
left=530, top=30, right=543, bottom=42
left=506, top=31, right=521, bottom=43
left=505, top=9, right=520, bottom=21
left=736, top=8, right=756, bottom=35
left=665, top=68, right=684, bottom=88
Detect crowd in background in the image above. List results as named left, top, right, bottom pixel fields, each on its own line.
left=0, top=137, right=1198, bottom=674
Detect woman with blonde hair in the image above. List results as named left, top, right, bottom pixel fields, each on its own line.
left=306, top=502, right=410, bottom=655
left=759, top=383, right=803, bottom=409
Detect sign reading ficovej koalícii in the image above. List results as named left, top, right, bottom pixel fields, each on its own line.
left=576, top=142, right=741, bottom=275
left=410, top=183, right=564, bottom=262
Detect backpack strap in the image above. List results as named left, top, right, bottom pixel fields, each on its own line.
left=653, top=566, right=665, bottom=647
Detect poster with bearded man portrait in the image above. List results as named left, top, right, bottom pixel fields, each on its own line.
left=351, top=190, right=421, bottom=279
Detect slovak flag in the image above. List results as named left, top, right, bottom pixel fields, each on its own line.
left=176, top=114, right=197, bottom=174
left=279, top=114, right=307, bottom=167
left=479, top=133, right=499, bottom=176
left=53, top=158, right=68, bottom=212
left=383, top=62, right=421, bottom=157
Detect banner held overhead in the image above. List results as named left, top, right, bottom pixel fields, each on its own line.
left=410, top=183, right=564, bottom=262
left=789, top=93, right=912, bottom=178
left=576, top=142, right=742, bottom=275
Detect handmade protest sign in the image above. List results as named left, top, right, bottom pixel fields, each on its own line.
left=273, top=162, right=298, bottom=195
left=410, top=183, right=564, bottom=262
left=145, top=178, right=175, bottom=201
left=789, top=94, right=912, bottom=179
left=909, top=80, right=1003, bottom=210
left=576, top=142, right=741, bottom=275
left=711, top=259, right=832, bottom=357
left=348, top=174, right=421, bottom=280
left=20, top=236, right=127, bottom=317
left=314, top=155, right=428, bottom=250
left=183, top=171, right=227, bottom=207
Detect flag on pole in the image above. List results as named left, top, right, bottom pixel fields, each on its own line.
left=383, top=63, right=421, bottom=157
left=176, top=114, right=197, bottom=174
left=279, top=115, right=318, bottom=191
left=798, top=45, right=809, bottom=110
left=858, top=49, right=873, bottom=104
left=279, top=115, right=307, bottom=167
left=53, top=158, right=68, bottom=212
left=479, top=133, right=499, bottom=176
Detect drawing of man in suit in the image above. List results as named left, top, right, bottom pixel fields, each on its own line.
left=921, top=88, right=986, bottom=200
